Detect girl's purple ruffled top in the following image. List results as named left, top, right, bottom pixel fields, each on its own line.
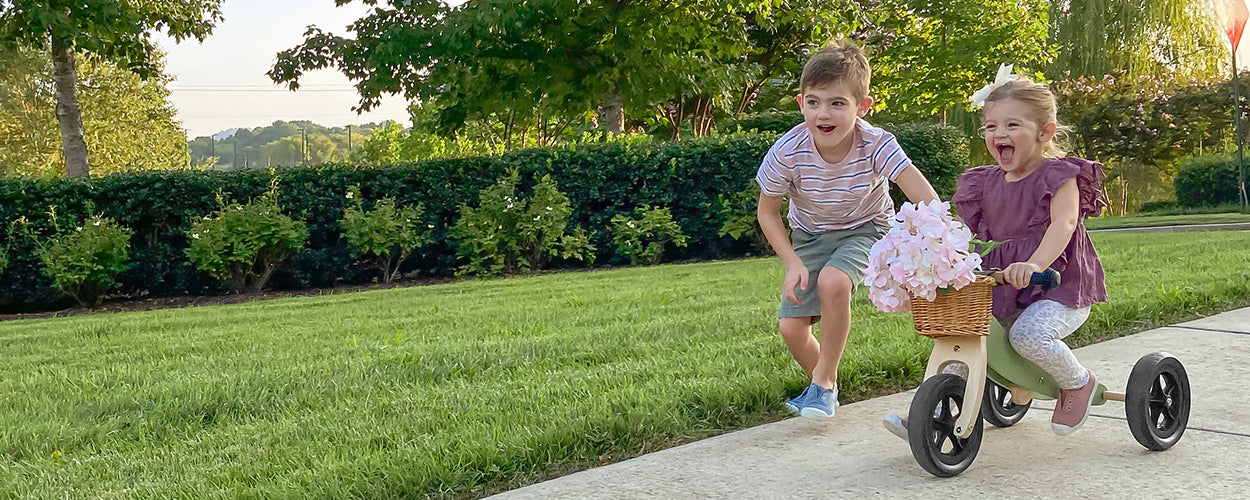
left=952, top=157, right=1109, bottom=320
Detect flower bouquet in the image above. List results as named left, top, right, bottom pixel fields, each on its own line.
left=864, top=201, right=995, bottom=337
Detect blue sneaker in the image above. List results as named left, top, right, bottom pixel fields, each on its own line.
left=783, top=385, right=814, bottom=415
left=883, top=414, right=908, bottom=441
left=799, top=383, right=839, bottom=419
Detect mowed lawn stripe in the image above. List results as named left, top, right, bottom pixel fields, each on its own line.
left=0, top=231, right=1247, bottom=497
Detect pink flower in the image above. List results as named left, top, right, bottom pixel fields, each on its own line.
left=864, top=200, right=983, bottom=312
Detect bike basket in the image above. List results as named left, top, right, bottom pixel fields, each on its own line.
left=909, top=275, right=994, bottom=338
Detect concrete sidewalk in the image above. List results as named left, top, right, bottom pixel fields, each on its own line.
left=493, top=308, right=1250, bottom=499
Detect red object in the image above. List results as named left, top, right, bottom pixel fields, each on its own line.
left=1216, top=0, right=1250, bottom=51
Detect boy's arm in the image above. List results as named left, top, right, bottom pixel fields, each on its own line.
left=757, top=193, right=807, bottom=305
left=893, top=164, right=940, bottom=204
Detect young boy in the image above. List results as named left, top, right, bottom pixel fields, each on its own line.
left=756, top=40, right=939, bottom=419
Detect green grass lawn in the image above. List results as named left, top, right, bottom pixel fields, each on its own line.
left=1085, top=211, right=1250, bottom=230
left=1, top=232, right=1249, bottom=498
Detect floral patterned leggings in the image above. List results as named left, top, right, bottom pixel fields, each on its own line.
left=945, top=300, right=1092, bottom=389
left=1002, top=300, right=1092, bottom=389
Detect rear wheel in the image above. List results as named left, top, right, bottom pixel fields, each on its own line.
left=908, top=374, right=984, bottom=477
left=1125, top=352, right=1190, bottom=451
left=981, top=379, right=1030, bottom=427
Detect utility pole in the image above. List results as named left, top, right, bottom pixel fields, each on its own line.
left=348, top=125, right=353, bottom=152
left=1235, top=45, right=1248, bottom=211
left=301, top=128, right=308, bottom=166
left=233, top=140, right=238, bottom=169
left=210, top=136, right=215, bottom=158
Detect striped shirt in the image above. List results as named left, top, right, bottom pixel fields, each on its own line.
left=755, top=118, right=913, bottom=233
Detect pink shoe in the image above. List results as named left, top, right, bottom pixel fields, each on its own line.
left=1052, top=370, right=1096, bottom=436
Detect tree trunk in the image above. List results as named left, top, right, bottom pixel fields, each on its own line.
left=693, top=96, right=714, bottom=137
left=599, top=84, right=624, bottom=135
left=51, top=34, right=90, bottom=178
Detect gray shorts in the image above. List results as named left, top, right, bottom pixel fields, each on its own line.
left=779, top=222, right=885, bottom=320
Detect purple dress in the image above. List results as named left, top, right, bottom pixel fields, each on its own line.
left=952, top=157, right=1108, bottom=320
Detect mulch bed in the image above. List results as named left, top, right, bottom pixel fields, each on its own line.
left=0, top=276, right=457, bottom=322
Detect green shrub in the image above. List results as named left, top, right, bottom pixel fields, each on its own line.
left=452, top=170, right=594, bottom=276
left=611, top=205, right=688, bottom=265
left=1138, top=200, right=1179, bottom=213
left=712, top=183, right=785, bottom=255
left=0, top=125, right=960, bottom=310
left=1175, top=154, right=1244, bottom=207
left=340, top=185, right=432, bottom=284
left=35, top=213, right=132, bottom=308
left=719, top=111, right=804, bottom=134
left=184, top=180, right=308, bottom=293
left=0, top=219, right=14, bottom=278
left=890, top=122, right=969, bottom=199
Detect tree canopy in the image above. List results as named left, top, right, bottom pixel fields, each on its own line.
left=269, top=0, right=860, bottom=141
left=0, top=0, right=223, bottom=177
left=0, top=45, right=189, bottom=177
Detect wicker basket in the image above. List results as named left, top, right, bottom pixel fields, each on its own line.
left=909, top=275, right=994, bottom=338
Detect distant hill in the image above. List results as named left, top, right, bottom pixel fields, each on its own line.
left=189, top=120, right=395, bottom=169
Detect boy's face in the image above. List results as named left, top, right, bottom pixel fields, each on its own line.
left=797, top=82, right=872, bottom=161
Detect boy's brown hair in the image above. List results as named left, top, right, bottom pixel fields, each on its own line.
left=800, top=40, right=870, bottom=101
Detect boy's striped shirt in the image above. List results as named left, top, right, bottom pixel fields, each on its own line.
left=756, top=118, right=913, bottom=233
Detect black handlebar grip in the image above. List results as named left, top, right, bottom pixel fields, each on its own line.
left=1031, top=269, right=1061, bottom=291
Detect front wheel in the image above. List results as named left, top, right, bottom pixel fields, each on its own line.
left=982, top=379, right=1030, bottom=427
left=1125, top=352, right=1190, bottom=451
left=908, top=374, right=984, bottom=477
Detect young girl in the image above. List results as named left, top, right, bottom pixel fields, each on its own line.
left=885, top=72, right=1108, bottom=437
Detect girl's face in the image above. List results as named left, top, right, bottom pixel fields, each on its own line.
left=982, top=98, right=1056, bottom=177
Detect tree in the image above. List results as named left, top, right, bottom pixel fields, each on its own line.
left=0, top=0, right=223, bottom=177
left=861, top=0, right=1052, bottom=122
left=1048, top=0, right=1225, bottom=81
left=0, top=44, right=190, bottom=177
left=268, top=0, right=830, bottom=142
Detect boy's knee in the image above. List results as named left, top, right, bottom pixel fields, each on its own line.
left=778, top=318, right=813, bottom=340
left=816, top=267, right=853, bottom=300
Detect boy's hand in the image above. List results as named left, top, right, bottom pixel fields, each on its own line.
left=783, top=261, right=809, bottom=304
left=1003, top=261, right=1043, bottom=289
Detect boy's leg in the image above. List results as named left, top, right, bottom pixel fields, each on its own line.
left=810, top=265, right=854, bottom=390
left=779, top=318, right=819, bottom=378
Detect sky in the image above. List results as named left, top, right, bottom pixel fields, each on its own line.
left=156, top=0, right=415, bottom=139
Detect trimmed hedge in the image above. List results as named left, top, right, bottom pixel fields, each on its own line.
left=0, top=125, right=969, bottom=311
left=889, top=122, right=969, bottom=198
left=1176, top=154, right=1245, bottom=207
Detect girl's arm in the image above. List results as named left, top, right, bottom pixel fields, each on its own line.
left=893, top=165, right=940, bottom=204
left=758, top=193, right=807, bottom=304
left=1004, top=177, right=1080, bottom=288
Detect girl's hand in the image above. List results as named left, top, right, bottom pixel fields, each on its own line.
left=1003, top=261, right=1044, bottom=289
left=783, top=261, right=809, bottom=305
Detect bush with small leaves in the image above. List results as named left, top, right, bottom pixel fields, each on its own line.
left=340, top=185, right=432, bottom=283
left=452, top=170, right=594, bottom=276
left=611, top=205, right=688, bottom=265
left=36, top=214, right=132, bottom=308
left=185, top=180, right=308, bottom=293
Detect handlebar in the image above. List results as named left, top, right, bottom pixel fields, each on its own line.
left=985, top=268, right=1061, bottom=291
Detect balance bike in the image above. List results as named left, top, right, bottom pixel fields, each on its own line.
left=905, top=270, right=1191, bottom=477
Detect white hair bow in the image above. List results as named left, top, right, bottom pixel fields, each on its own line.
left=968, top=63, right=1018, bottom=108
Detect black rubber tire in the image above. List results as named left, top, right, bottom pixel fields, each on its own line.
left=981, top=379, right=1031, bottom=427
left=1125, top=352, right=1190, bottom=451
left=908, top=374, right=984, bottom=477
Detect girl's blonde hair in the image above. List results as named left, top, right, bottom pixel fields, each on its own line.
left=984, top=76, right=1072, bottom=158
